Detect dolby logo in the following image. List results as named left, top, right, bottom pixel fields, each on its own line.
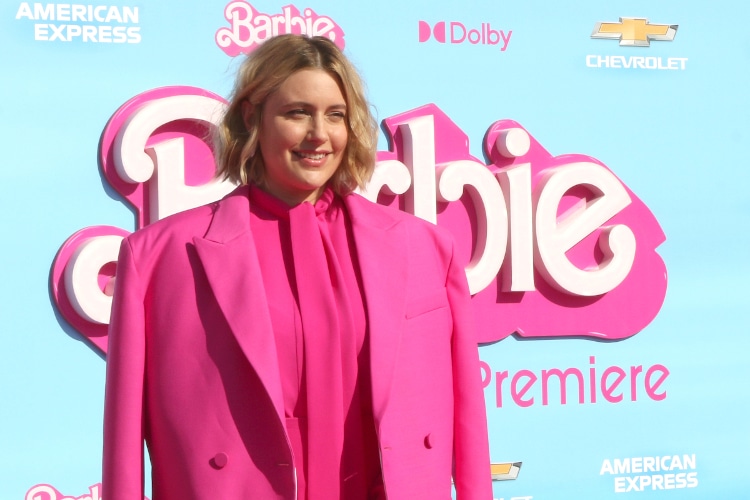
left=418, top=20, right=512, bottom=51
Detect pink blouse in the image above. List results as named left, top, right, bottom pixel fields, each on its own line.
left=248, top=185, right=382, bottom=499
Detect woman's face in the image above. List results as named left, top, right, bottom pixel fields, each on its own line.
left=253, top=68, right=348, bottom=206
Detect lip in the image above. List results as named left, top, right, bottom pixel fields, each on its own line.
left=293, top=150, right=331, bottom=165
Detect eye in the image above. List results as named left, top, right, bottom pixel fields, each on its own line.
left=327, top=110, right=346, bottom=122
left=286, top=109, right=309, bottom=118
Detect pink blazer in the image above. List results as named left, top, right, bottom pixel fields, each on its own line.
left=103, top=185, right=492, bottom=499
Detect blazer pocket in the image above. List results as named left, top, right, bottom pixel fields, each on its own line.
left=405, top=288, right=449, bottom=319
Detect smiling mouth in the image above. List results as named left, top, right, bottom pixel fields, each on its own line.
left=294, top=151, right=329, bottom=161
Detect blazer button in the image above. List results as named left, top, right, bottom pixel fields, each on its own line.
left=212, top=452, right=228, bottom=469
left=424, top=433, right=433, bottom=449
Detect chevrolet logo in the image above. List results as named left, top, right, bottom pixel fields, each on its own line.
left=491, top=462, right=522, bottom=481
left=591, top=17, right=677, bottom=47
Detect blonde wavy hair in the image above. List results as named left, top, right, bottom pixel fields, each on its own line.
left=214, top=34, right=378, bottom=194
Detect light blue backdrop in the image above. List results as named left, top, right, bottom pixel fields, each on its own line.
left=1, top=1, right=747, bottom=498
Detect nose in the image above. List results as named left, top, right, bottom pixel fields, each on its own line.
left=306, top=115, right=327, bottom=143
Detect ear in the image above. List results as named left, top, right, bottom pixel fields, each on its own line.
left=241, top=100, right=254, bottom=131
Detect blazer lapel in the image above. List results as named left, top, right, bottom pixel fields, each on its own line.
left=193, top=189, right=409, bottom=427
left=192, top=186, right=285, bottom=423
left=344, top=194, right=409, bottom=424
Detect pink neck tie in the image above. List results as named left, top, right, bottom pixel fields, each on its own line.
left=289, top=198, right=345, bottom=498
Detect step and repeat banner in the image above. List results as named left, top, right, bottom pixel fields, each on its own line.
left=2, top=1, right=748, bottom=499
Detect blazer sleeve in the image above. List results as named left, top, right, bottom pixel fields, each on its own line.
left=102, top=237, right=146, bottom=499
left=447, top=237, right=493, bottom=499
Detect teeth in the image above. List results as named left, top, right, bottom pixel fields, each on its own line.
left=297, top=152, right=326, bottom=160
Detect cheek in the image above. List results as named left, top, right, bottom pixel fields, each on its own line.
left=333, top=126, right=349, bottom=153
left=261, top=120, right=301, bottom=151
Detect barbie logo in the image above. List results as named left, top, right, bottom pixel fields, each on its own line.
left=368, top=105, right=666, bottom=342
left=24, top=483, right=149, bottom=500
left=51, top=88, right=666, bottom=352
left=215, top=2, right=345, bottom=57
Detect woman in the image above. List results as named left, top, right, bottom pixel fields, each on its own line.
left=103, top=34, right=492, bottom=499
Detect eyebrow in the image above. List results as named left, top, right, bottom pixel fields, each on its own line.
left=281, top=101, right=347, bottom=110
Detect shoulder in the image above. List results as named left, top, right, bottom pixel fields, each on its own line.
left=347, top=192, right=451, bottom=229
left=344, top=192, right=456, bottom=252
left=125, top=185, right=248, bottom=252
left=123, top=205, right=213, bottom=255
